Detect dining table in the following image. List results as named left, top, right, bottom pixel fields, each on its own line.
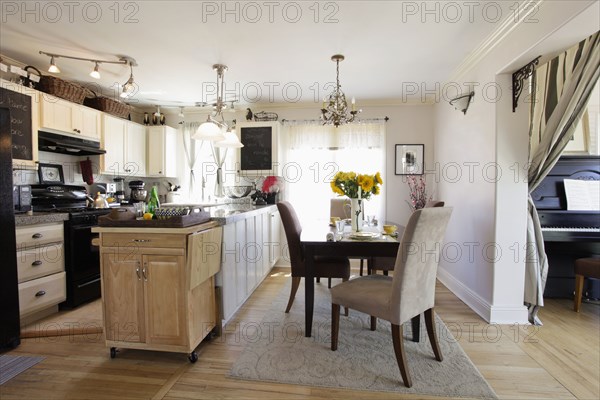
left=301, top=222, right=421, bottom=341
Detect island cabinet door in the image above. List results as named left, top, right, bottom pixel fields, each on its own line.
left=143, top=254, right=187, bottom=346
left=101, top=252, right=145, bottom=344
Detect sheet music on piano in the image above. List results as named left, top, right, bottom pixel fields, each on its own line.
left=563, top=179, right=600, bottom=211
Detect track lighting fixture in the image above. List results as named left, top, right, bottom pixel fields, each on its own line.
left=39, top=51, right=136, bottom=92
left=48, top=56, right=60, bottom=73
left=90, top=62, right=100, bottom=79
left=120, top=61, right=136, bottom=98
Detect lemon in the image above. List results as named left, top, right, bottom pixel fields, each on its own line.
left=143, top=212, right=153, bottom=220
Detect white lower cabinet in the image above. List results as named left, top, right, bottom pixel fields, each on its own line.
left=15, top=222, right=66, bottom=322
left=217, top=206, right=282, bottom=323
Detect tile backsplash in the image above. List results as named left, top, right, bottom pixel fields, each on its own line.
left=13, top=151, right=179, bottom=202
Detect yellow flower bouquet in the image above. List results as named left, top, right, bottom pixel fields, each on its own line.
left=330, top=171, right=382, bottom=232
left=330, top=171, right=383, bottom=199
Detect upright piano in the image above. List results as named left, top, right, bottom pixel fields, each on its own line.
left=532, top=156, right=600, bottom=298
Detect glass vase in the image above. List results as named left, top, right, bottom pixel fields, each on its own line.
left=350, top=198, right=363, bottom=232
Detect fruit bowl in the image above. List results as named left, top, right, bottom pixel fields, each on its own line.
left=224, top=186, right=252, bottom=199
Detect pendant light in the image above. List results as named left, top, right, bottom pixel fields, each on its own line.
left=89, top=62, right=100, bottom=79
left=48, top=56, right=60, bottom=73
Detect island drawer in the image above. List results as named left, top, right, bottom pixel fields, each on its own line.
left=101, top=233, right=186, bottom=249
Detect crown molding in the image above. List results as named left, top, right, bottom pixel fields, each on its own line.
left=448, top=0, right=544, bottom=83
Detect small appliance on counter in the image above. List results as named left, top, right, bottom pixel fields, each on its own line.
left=114, top=177, right=126, bottom=203
left=129, top=180, right=147, bottom=203
left=13, top=185, right=32, bottom=213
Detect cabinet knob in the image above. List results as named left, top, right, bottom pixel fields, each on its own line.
left=35, top=290, right=46, bottom=297
left=31, top=260, right=43, bottom=267
left=32, top=233, right=43, bottom=239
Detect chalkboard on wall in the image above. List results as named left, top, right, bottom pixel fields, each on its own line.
left=240, top=126, right=272, bottom=171
left=0, top=87, right=32, bottom=161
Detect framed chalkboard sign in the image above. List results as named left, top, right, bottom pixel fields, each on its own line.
left=238, top=121, right=279, bottom=175
left=0, top=87, right=32, bottom=161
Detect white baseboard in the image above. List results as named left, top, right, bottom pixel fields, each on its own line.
left=437, top=268, right=530, bottom=324
left=437, top=267, right=492, bottom=322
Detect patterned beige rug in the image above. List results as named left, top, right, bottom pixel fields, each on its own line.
left=230, top=281, right=497, bottom=398
left=0, top=355, right=44, bottom=385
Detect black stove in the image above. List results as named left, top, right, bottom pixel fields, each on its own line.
left=31, top=184, right=110, bottom=308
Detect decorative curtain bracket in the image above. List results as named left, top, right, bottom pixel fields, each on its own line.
left=512, top=56, right=541, bottom=112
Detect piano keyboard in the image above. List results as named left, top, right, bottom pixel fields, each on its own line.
left=541, top=227, right=600, bottom=232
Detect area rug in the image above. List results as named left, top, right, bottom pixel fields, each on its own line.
left=229, top=282, right=497, bottom=399
left=0, top=355, right=44, bottom=385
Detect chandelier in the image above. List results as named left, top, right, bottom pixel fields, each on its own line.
left=320, top=54, right=361, bottom=127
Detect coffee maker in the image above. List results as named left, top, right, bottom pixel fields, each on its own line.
left=129, top=180, right=147, bottom=203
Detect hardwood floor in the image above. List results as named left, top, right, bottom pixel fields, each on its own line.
left=2, top=267, right=598, bottom=399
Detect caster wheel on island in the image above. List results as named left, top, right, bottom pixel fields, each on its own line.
left=110, top=347, right=117, bottom=359
left=188, top=352, right=198, bottom=363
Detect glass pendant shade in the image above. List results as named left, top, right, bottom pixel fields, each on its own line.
left=215, top=130, right=243, bottom=148
left=194, top=120, right=225, bottom=141
left=90, top=63, right=100, bottom=79
left=48, top=57, right=60, bottom=73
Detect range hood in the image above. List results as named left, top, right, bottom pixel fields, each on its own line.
left=38, top=129, right=106, bottom=156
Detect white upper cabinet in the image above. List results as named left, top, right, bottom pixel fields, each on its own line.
left=147, top=125, right=178, bottom=177
left=40, top=95, right=101, bottom=140
left=102, top=115, right=147, bottom=176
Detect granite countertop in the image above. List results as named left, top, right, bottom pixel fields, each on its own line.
left=15, top=212, right=69, bottom=226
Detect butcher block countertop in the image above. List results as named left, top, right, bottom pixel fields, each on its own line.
left=92, top=220, right=220, bottom=234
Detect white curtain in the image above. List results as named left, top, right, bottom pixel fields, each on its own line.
left=180, top=122, right=203, bottom=201
left=282, top=122, right=386, bottom=223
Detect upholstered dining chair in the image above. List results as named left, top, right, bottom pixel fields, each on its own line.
left=330, top=207, right=452, bottom=388
left=369, top=201, right=445, bottom=276
left=277, top=201, right=351, bottom=313
left=330, top=198, right=366, bottom=278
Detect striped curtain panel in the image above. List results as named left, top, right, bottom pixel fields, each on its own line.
left=525, top=31, right=599, bottom=325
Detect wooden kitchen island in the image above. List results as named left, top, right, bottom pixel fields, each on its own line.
left=92, top=221, right=222, bottom=362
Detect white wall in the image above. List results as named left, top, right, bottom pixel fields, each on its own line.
left=434, top=0, right=598, bottom=323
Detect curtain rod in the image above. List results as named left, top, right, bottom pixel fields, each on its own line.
left=281, top=117, right=389, bottom=125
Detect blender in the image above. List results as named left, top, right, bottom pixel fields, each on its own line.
left=114, top=177, right=125, bottom=204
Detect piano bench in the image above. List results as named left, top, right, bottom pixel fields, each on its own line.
left=574, top=258, right=600, bottom=312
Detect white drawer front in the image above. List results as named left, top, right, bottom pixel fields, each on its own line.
left=16, top=223, right=64, bottom=249
left=17, top=243, right=64, bottom=283
left=18, top=272, right=66, bottom=317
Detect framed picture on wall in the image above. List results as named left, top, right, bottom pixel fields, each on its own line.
left=38, top=163, right=64, bottom=184
left=395, top=144, right=424, bottom=175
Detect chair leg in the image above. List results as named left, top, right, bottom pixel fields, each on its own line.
left=360, top=259, right=364, bottom=276
left=391, top=324, right=412, bottom=388
left=316, top=277, right=320, bottom=283
left=411, top=315, right=420, bottom=342
left=370, top=316, right=377, bottom=331
left=383, top=270, right=389, bottom=276
left=341, top=277, right=349, bottom=316
left=328, top=278, right=332, bottom=289
left=331, top=304, right=340, bottom=351
left=285, top=277, right=301, bottom=313
left=574, top=274, right=585, bottom=312
left=424, top=308, right=443, bottom=362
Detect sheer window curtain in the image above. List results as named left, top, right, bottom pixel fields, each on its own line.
left=180, top=122, right=203, bottom=202
left=525, top=31, right=599, bottom=325
left=281, top=122, right=386, bottom=224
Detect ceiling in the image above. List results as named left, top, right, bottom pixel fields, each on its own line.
left=0, top=0, right=544, bottom=108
